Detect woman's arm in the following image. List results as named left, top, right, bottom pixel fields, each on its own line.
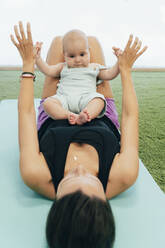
left=11, top=22, right=55, bottom=199
left=119, top=36, right=147, bottom=153
left=106, top=35, right=147, bottom=199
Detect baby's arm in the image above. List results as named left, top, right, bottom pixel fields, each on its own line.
left=35, top=42, right=63, bottom=77
left=98, top=47, right=122, bottom=80
left=36, top=57, right=63, bottom=77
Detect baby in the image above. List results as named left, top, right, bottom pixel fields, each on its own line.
left=35, top=30, right=121, bottom=125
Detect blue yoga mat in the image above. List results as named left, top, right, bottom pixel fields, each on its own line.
left=0, top=99, right=164, bottom=248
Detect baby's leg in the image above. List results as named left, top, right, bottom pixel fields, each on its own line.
left=43, top=97, right=68, bottom=119
left=43, top=97, right=79, bottom=124
left=76, top=97, right=104, bottom=125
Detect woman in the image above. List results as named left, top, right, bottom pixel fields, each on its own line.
left=11, top=22, right=147, bottom=248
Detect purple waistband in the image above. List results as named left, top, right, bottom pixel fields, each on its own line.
left=37, top=98, right=120, bottom=130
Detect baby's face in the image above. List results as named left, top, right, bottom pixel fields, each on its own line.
left=64, top=37, right=90, bottom=68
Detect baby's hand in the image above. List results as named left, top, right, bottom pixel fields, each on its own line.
left=56, top=62, right=64, bottom=74
left=112, top=47, right=123, bottom=58
left=33, top=41, right=43, bottom=59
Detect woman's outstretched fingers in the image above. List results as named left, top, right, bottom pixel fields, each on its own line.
left=27, top=22, right=32, bottom=42
left=125, top=34, right=133, bottom=50
left=10, top=34, right=18, bottom=48
left=118, top=34, right=147, bottom=70
left=125, top=35, right=147, bottom=57
left=136, top=45, right=148, bottom=58
left=19, top=21, right=26, bottom=40
left=11, top=22, right=34, bottom=64
left=131, top=36, right=139, bottom=49
left=14, top=24, right=22, bottom=43
left=135, top=40, right=142, bottom=52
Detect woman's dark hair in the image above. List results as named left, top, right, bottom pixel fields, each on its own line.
left=46, top=190, right=115, bottom=248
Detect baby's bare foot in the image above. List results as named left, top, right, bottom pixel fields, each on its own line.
left=76, top=109, right=91, bottom=125
left=68, top=112, right=79, bottom=125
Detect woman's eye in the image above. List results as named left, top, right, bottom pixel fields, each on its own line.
left=80, top=53, right=84, bottom=56
left=70, top=55, right=74, bottom=58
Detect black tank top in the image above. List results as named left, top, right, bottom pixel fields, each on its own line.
left=38, top=116, right=120, bottom=193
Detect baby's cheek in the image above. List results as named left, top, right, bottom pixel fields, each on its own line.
left=85, top=58, right=90, bottom=66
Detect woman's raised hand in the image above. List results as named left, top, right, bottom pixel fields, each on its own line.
left=10, top=22, right=35, bottom=66
left=118, top=35, right=147, bottom=71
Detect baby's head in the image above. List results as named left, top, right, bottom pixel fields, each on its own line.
left=63, top=30, right=90, bottom=68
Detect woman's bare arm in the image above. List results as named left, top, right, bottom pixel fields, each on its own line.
left=119, top=36, right=147, bottom=153
left=106, top=35, right=147, bottom=199
left=11, top=22, right=55, bottom=199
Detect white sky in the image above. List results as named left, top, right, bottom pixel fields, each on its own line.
left=0, top=0, right=165, bottom=67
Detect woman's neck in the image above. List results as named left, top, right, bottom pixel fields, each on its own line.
left=64, top=142, right=99, bottom=177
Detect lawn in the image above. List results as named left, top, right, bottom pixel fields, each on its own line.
left=0, top=70, right=165, bottom=192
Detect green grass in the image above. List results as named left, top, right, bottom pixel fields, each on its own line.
left=0, top=70, right=44, bottom=99
left=0, top=70, right=165, bottom=192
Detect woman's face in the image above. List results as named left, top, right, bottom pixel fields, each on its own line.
left=56, top=165, right=106, bottom=201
